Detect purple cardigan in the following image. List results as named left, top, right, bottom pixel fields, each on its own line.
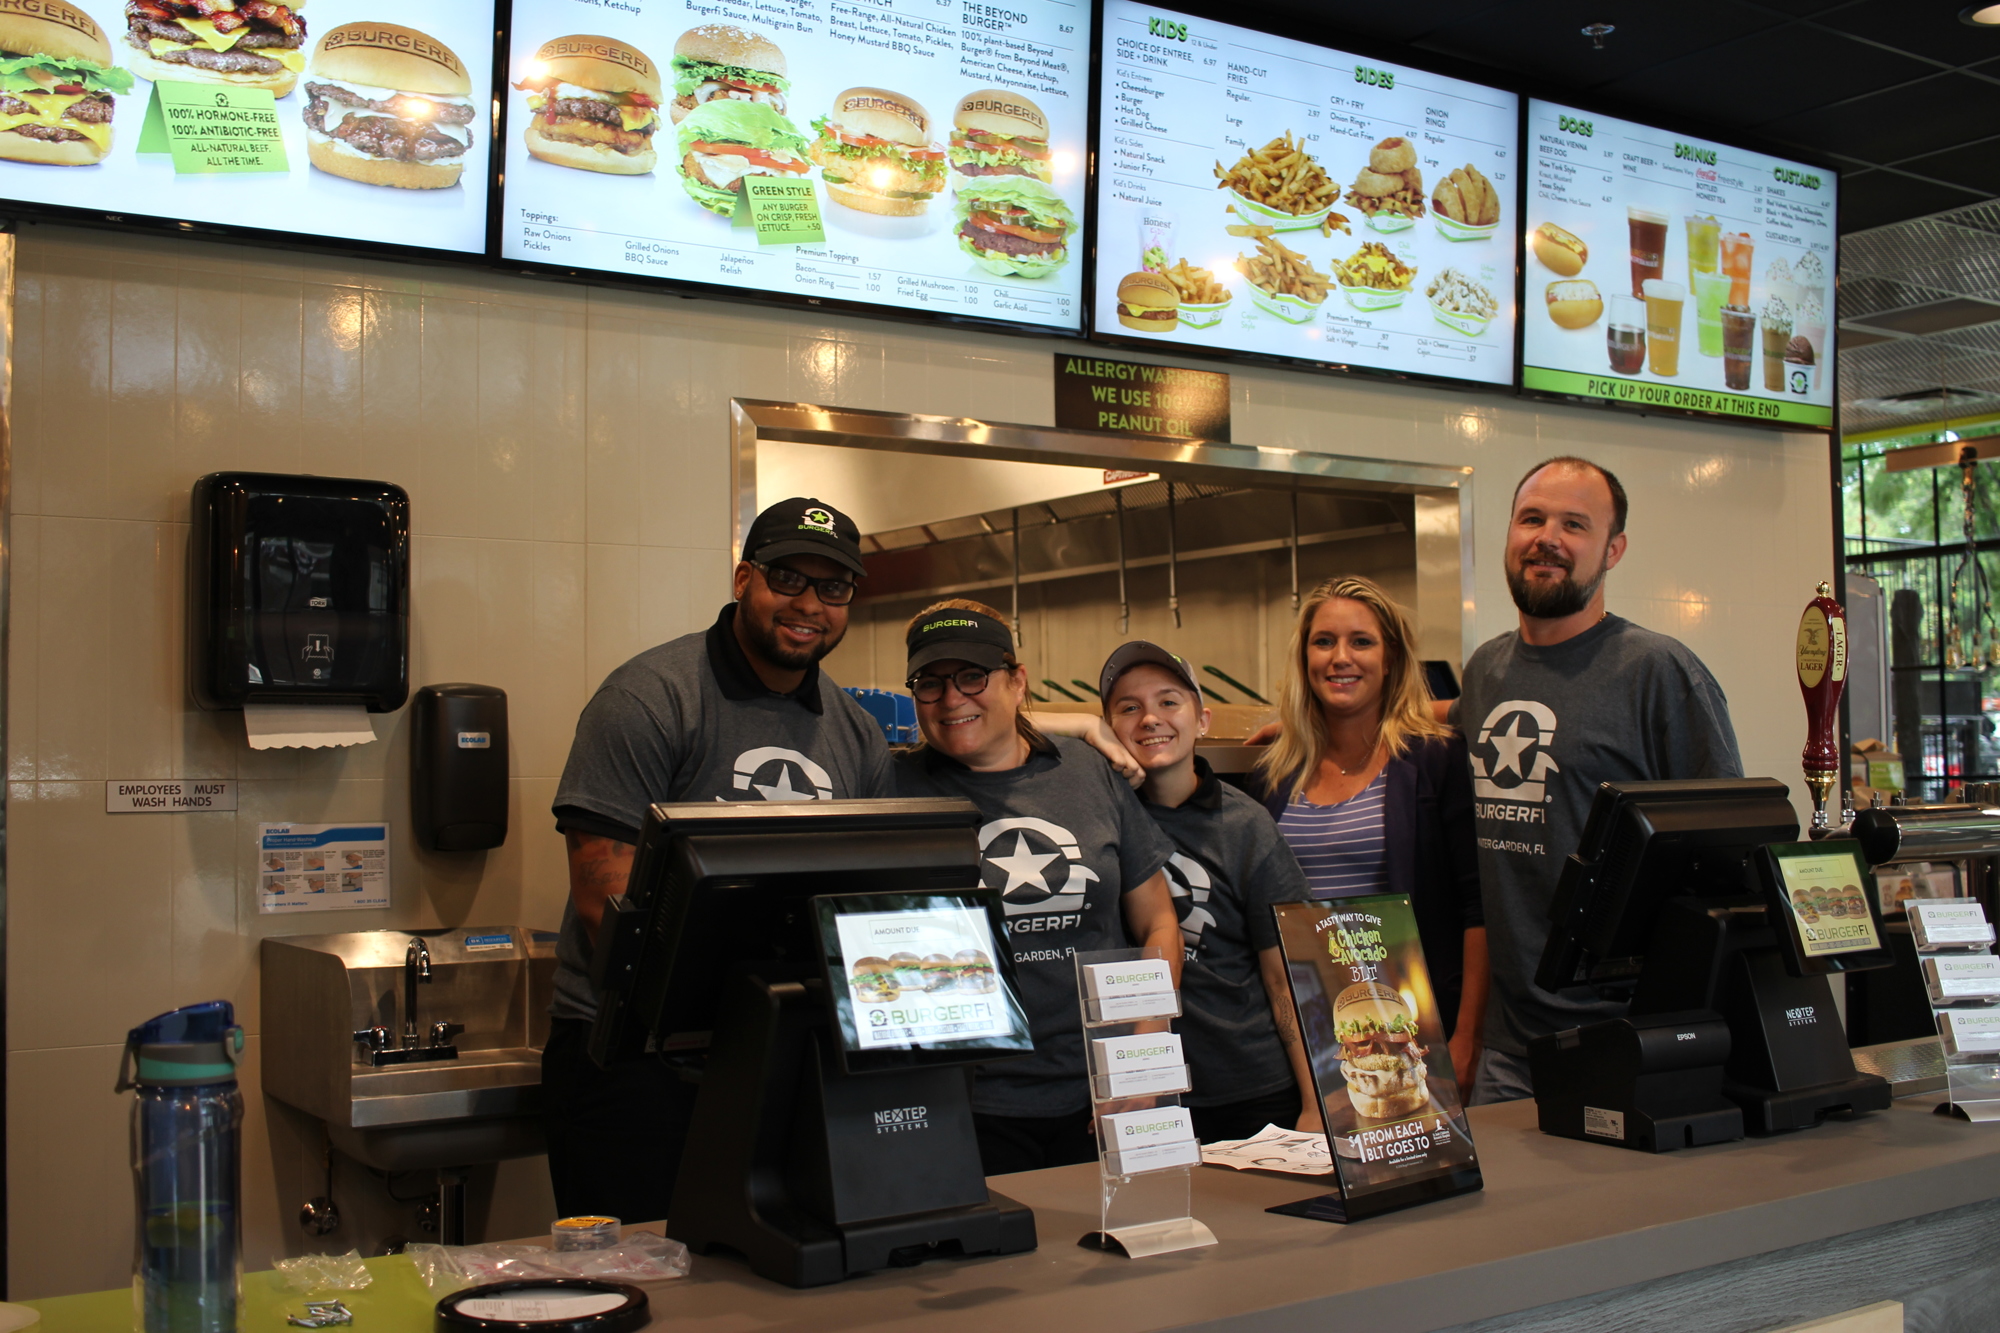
left=1233, top=732, right=1485, bottom=1038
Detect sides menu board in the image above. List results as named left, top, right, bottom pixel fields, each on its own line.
left=1093, top=1, right=1518, bottom=386
left=1522, top=99, right=1836, bottom=429
left=0, top=0, right=493, bottom=255
left=499, top=0, right=1088, bottom=331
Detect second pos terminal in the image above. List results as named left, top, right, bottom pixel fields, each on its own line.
left=586, top=799, right=1038, bottom=1287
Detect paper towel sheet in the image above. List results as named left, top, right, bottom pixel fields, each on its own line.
left=244, top=702, right=377, bottom=750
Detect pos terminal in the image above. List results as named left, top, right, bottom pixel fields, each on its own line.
left=587, top=799, right=1039, bottom=1287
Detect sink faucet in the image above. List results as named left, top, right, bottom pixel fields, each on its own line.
left=404, top=937, right=431, bottom=1049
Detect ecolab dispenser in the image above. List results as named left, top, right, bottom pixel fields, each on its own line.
left=189, top=473, right=410, bottom=713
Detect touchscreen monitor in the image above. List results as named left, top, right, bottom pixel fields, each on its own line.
left=497, top=0, right=1089, bottom=332
left=1521, top=98, right=1836, bottom=429
left=1759, top=840, right=1893, bottom=977
left=814, top=890, right=1032, bottom=1073
left=0, top=0, right=495, bottom=257
left=1091, top=0, right=1519, bottom=386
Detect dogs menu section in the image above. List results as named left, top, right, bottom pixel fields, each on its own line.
left=1521, top=99, right=1836, bottom=428
left=0, top=0, right=493, bottom=254
left=1091, top=0, right=1517, bottom=386
left=499, top=0, right=1088, bottom=332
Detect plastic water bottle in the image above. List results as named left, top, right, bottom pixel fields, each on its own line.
left=118, top=1001, right=245, bottom=1333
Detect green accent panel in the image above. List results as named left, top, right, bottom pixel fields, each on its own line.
left=1523, top=366, right=1833, bottom=429
left=25, top=1254, right=437, bottom=1333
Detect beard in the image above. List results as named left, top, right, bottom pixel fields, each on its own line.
left=1507, top=547, right=1607, bottom=619
left=740, top=607, right=844, bottom=671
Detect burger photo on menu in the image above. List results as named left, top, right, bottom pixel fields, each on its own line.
left=668, top=23, right=786, bottom=125
left=0, top=0, right=131, bottom=167
left=674, top=97, right=808, bottom=215
left=303, top=24, right=474, bottom=190
left=516, top=34, right=660, bottom=176
left=127, top=0, right=308, bottom=96
left=807, top=86, right=944, bottom=217
left=955, top=175, right=1071, bottom=277
left=949, top=87, right=1048, bottom=184
left=1115, top=269, right=1178, bottom=332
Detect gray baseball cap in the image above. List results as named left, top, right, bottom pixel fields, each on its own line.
left=1098, top=640, right=1201, bottom=707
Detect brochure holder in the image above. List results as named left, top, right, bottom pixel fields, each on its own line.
left=1907, top=899, right=2000, bottom=1123
left=1073, top=948, right=1216, bottom=1259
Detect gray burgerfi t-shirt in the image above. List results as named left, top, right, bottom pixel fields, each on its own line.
left=1141, top=758, right=1312, bottom=1107
left=895, top=737, right=1176, bottom=1118
left=1449, top=614, right=1742, bottom=1056
left=548, top=610, right=895, bottom=1022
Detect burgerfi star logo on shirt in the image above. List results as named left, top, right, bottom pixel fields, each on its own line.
left=978, top=816, right=1098, bottom=919
left=1469, top=700, right=1560, bottom=802
left=727, top=747, right=835, bottom=801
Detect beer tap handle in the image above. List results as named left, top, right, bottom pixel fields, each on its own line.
left=1797, top=581, right=1848, bottom=835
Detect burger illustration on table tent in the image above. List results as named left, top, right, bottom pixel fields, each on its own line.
left=668, top=23, right=786, bottom=124
left=949, top=88, right=1049, bottom=184
left=674, top=98, right=809, bottom=215
left=0, top=0, right=132, bottom=167
left=515, top=34, right=661, bottom=175
left=126, top=0, right=308, bottom=96
left=808, top=86, right=945, bottom=217
left=303, top=24, right=476, bottom=190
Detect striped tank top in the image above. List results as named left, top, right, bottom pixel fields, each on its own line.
left=1277, top=768, right=1389, bottom=900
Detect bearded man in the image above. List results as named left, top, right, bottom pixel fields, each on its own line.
left=1446, top=456, right=1742, bottom=1104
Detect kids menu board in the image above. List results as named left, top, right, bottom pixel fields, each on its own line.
left=1521, top=98, right=1836, bottom=429
left=1092, top=0, right=1518, bottom=386
left=498, top=0, right=1090, bottom=331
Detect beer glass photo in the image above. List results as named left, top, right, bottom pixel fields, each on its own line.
left=1628, top=207, right=1669, bottom=297
left=1642, top=279, right=1685, bottom=378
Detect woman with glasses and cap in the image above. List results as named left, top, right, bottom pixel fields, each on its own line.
left=1097, top=641, right=1321, bottom=1140
left=894, top=599, right=1183, bottom=1176
left=1243, top=575, right=1488, bottom=1094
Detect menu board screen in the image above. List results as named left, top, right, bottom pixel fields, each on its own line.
left=1522, top=99, right=1836, bottom=428
left=0, top=0, right=494, bottom=256
left=498, top=0, right=1088, bottom=331
left=1092, top=1, right=1518, bottom=385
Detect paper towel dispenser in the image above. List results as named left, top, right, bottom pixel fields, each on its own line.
left=413, top=684, right=508, bottom=852
left=189, top=473, right=410, bottom=712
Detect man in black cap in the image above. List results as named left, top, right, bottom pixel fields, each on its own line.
left=541, top=496, right=896, bottom=1222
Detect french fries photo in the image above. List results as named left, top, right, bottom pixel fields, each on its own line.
left=1235, top=233, right=1329, bottom=305
left=1432, top=164, right=1500, bottom=227
left=1214, top=133, right=1340, bottom=217
left=1164, top=258, right=1230, bottom=306
left=1333, top=241, right=1417, bottom=292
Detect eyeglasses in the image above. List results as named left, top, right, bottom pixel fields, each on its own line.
left=908, top=667, right=995, bottom=704
left=753, top=561, right=856, bottom=606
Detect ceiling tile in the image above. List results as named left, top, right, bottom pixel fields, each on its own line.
left=1894, top=139, right=2000, bottom=198
left=1598, top=24, right=1935, bottom=128
left=1839, top=168, right=1993, bottom=232
left=1808, top=0, right=2000, bottom=69
left=1413, top=0, right=1790, bottom=89
left=1246, top=0, right=1506, bottom=47
left=1764, top=72, right=2000, bottom=164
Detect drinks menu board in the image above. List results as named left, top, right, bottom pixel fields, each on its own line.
left=1092, top=1, right=1518, bottom=386
left=0, top=0, right=493, bottom=255
left=499, top=0, right=1088, bottom=332
left=1522, top=99, right=1836, bottom=429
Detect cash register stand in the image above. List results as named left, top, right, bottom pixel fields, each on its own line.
left=665, top=970, right=1035, bottom=1288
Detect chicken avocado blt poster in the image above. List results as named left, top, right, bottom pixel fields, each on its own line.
left=0, top=0, right=494, bottom=255
left=1274, top=895, right=1481, bottom=1212
left=500, top=0, right=1087, bottom=331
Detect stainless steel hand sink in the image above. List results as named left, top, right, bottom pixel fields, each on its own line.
left=262, top=927, right=558, bottom=1170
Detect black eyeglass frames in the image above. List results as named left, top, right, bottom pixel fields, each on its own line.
left=754, top=560, right=857, bottom=606
left=907, top=667, right=996, bottom=704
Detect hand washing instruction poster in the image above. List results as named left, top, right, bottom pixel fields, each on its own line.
left=258, top=822, right=390, bottom=913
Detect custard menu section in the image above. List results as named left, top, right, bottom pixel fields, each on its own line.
left=0, top=0, right=493, bottom=255
left=1093, top=1, right=1518, bottom=385
left=500, top=0, right=1088, bottom=331
left=1522, top=99, right=1836, bottom=428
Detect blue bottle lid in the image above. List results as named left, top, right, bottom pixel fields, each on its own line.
left=116, top=1000, right=245, bottom=1090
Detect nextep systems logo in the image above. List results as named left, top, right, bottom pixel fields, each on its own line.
left=874, top=1105, right=929, bottom=1134
left=1469, top=701, right=1560, bottom=802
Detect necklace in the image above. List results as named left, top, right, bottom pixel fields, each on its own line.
left=1330, top=736, right=1379, bottom=777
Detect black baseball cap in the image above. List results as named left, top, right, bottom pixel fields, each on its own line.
left=906, top=607, right=1015, bottom=676
left=742, top=497, right=867, bottom=577
left=1098, top=641, right=1201, bottom=707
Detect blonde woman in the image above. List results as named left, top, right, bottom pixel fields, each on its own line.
left=1242, top=576, right=1488, bottom=1093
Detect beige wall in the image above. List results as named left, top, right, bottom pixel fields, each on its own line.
left=5, top=223, right=1833, bottom=1297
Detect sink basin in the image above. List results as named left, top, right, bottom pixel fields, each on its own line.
left=351, top=1049, right=545, bottom=1128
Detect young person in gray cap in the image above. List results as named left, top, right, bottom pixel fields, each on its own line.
left=1100, top=641, right=1320, bottom=1141
left=542, top=496, right=895, bottom=1222
left=893, top=599, right=1183, bottom=1175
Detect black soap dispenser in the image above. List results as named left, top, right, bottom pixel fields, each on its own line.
left=412, top=684, right=509, bottom=852
left=189, top=472, right=410, bottom=712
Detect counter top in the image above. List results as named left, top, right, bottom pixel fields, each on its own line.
left=28, top=1096, right=2000, bottom=1333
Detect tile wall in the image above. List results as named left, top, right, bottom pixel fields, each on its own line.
left=5, top=223, right=1833, bottom=1296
